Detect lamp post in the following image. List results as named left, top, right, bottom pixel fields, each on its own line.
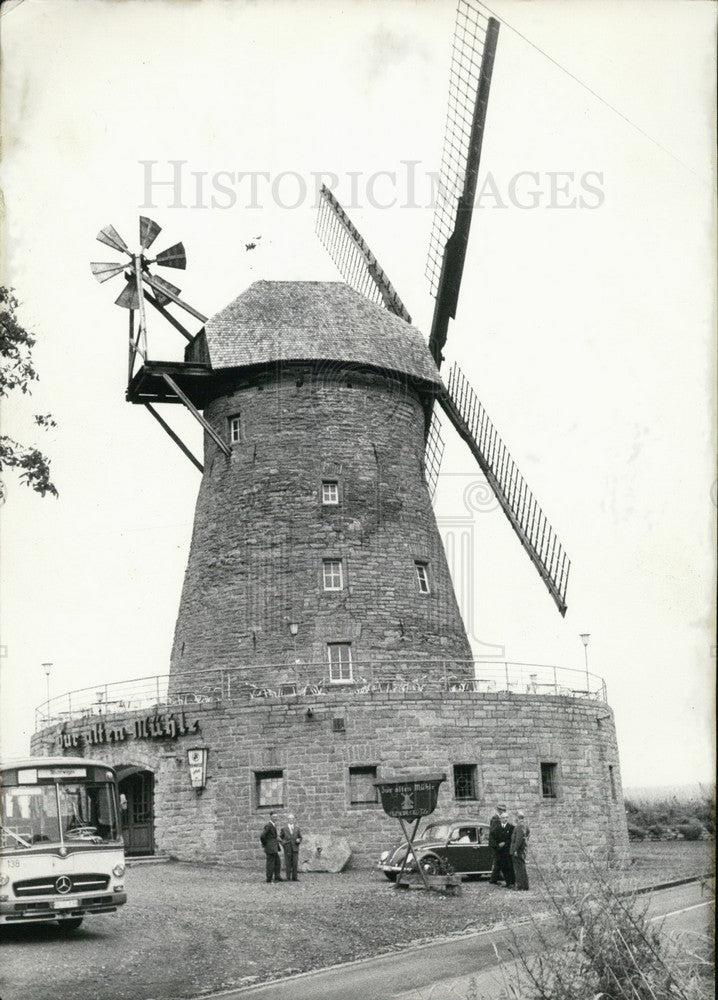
left=42, top=662, right=53, bottom=720
left=579, top=634, right=590, bottom=692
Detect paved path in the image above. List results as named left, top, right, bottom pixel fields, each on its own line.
left=209, top=880, right=713, bottom=1000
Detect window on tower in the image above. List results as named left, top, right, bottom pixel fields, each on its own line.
left=540, top=762, right=559, bottom=799
left=322, top=481, right=339, bottom=505
left=255, top=770, right=283, bottom=808
left=322, top=559, right=344, bottom=591
left=228, top=414, right=241, bottom=444
left=415, top=561, right=431, bottom=594
left=349, top=766, right=378, bottom=805
left=328, top=643, right=352, bottom=683
left=453, top=764, right=478, bottom=800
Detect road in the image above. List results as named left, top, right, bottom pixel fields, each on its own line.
left=213, top=880, right=714, bottom=1000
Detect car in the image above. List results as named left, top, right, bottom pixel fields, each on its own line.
left=377, top=819, right=493, bottom=880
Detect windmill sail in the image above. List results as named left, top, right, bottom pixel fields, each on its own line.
left=90, top=261, right=126, bottom=283
left=139, top=215, right=162, bottom=250
left=439, top=363, right=570, bottom=616
left=155, top=242, right=187, bottom=269
left=427, top=5, right=500, bottom=366
left=316, top=185, right=412, bottom=323
left=423, top=410, right=445, bottom=499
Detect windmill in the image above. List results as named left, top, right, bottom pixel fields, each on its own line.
left=92, top=0, right=570, bottom=701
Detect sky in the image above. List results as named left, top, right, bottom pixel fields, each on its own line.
left=0, top=0, right=715, bottom=789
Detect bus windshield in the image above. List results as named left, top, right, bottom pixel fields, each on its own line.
left=1, top=780, right=121, bottom=850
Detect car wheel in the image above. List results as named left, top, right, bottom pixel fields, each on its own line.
left=420, top=856, right=440, bottom=876
left=57, top=917, right=84, bottom=931
left=383, top=872, right=397, bottom=882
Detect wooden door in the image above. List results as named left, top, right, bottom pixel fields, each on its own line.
left=119, top=771, right=154, bottom=856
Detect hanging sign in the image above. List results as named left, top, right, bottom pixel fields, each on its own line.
left=374, top=774, right=446, bottom=822
left=187, top=747, right=208, bottom=789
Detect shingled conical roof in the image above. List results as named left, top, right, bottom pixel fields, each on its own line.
left=202, top=281, right=442, bottom=386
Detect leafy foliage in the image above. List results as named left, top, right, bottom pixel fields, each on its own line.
left=625, top=790, right=714, bottom=841
left=0, top=287, right=57, bottom=501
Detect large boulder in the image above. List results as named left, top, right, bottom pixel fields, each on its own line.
left=299, top=833, right=351, bottom=873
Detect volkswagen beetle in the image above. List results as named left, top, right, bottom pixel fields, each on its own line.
left=377, top=819, right=493, bottom=879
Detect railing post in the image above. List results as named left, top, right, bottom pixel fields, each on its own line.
left=553, top=665, right=557, bottom=694
left=505, top=661, right=509, bottom=690
left=156, top=675, right=160, bottom=705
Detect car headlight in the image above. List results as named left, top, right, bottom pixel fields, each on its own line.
left=112, top=863, right=126, bottom=878
left=380, top=851, right=389, bottom=862
left=0, top=874, right=9, bottom=887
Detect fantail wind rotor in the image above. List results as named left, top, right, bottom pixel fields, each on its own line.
left=90, top=216, right=187, bottom=309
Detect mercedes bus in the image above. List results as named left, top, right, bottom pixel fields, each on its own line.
left=0, top=757, right=127, bottom=929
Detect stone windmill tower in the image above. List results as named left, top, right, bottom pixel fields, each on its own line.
left=87, top=2, right=627, bottom=866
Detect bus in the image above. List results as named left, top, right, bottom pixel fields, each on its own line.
left=0, top=757, right=127, bottom=930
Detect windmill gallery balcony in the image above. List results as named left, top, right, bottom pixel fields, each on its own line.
left=34, top=660, right=607, bottom=731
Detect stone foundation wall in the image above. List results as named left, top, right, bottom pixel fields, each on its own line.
left=32, top=690, right=629, bottom=868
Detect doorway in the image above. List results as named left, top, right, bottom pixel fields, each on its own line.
left=117, top=766, right=155, bottom=856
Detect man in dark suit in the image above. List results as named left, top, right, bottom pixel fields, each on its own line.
left=510, top=811, right=530, bottom=890
left=498, top=811, right=516, bottom=887
left=259, top=812, right=283, bottom=883
left=488, top=803, right=506, bottom=885
left=279, top=812, right=302, bottom=881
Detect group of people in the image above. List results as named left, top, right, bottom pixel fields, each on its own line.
left=488, top=804, right=530, bottom=890
left=259, top=811, right=302, bottom=883
left=260, top=804, right=530, bottom=890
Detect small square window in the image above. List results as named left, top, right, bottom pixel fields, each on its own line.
left=415, top=561, right=430, bottom=594
left=322, top=481, right=339, bottom=505
left=328, top=643, right=352, bottom=683
left=453, top=764, right=478, bottom=800
left=322, top=559, right=343, bottom=590
left=349, top=766, right=377, bottom=804
left=255, top=770, right=283, bottom=808
left=541, top=762, right=558, bottom=799
left=228, top=414, right=241, bottom=444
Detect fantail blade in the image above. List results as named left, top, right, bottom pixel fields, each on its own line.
left=155, top=242, right=186, bottom=269
left=96, top=224, right=129, bottom=254
left=115, top=278, right=140, bottom=310
left=139, top=216, right=162, bottom=250
left=150, top=274, right=181, bottom=307
left=90, top=261, right=126, bottom=283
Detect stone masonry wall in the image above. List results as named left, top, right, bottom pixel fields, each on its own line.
left=33, top=691, right=629, bottom=868
left=169, top=366, right=473, bottom=695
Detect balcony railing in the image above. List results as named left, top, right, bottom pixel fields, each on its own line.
left=34, top=659, right=607, bottom=731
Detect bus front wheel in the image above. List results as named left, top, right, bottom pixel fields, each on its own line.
left=57, top=917, right=84, bottom=931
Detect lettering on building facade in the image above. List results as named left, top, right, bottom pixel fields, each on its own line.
left=56, top=712, right=200, bottom=751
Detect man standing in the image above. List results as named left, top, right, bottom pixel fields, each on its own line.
left=488, top=803, right=507, bottom=885
left=498, top=810, right=516, bottom=888
left=279, top=812, right=302, bottom=881
left=510, top=811, right=530, bottom=890
left=260, top=811, right=283, bottom=883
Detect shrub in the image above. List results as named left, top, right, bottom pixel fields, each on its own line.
left=628, top=824, right=647, bottom=840
left=676, top=822, right=704, bottom=841
left=489, top=849, right=713, bottom=1000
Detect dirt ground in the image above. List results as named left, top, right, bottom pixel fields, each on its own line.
left=0, top=840, right=712, bottom=1000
